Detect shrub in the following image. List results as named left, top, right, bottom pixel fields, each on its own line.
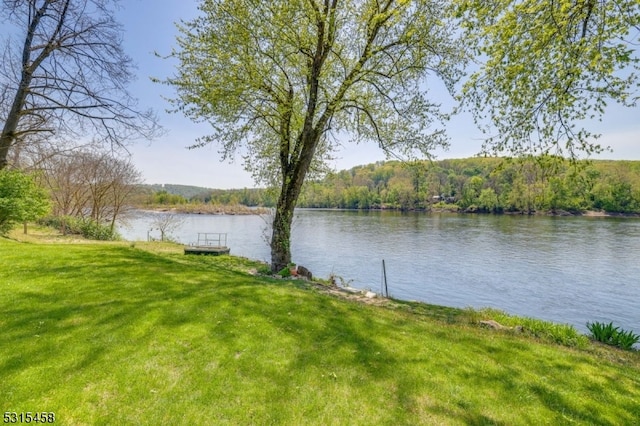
left=518, top=317, right=588, bottom=347
left=615, top=329, right=640, bottom=351
left=39, top=216, right=119, bottom=241
left=469, top=308, right=589, bottom=348
left=0, top=169, right=50, bottom=235
left=78, top=219, right=119, bottom=240
left=277, top=266, right=292, bottom=277
left=587, top=321, right=639, bottom=350
left=586, top=321, right=619, bottom=344
left=256, top=264, right=272, bottom=275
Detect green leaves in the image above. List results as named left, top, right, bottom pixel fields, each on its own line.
left=587, top=321, right=640, bottom=351
left=164, top=0, right=463, bottom=185
left=453, top=0, right=640, bottom=158
left=0, top=169, right=50, bottom=235
left=164, top=0, right=466, bottom=269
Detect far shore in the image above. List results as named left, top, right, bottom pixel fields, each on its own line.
left=139, top=204, right=640, bottom=218
left=578, top=210, right=640, bottom=218
left=140, top=204, right=270, bottom=215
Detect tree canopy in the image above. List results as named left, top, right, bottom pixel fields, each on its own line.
left=36, top=149, right=143, bottom=233
left=168, top=0, right=463, bottom=172
left=0, top=169, right=50, bottom=235
left=453, top=0, right=640, bottom=157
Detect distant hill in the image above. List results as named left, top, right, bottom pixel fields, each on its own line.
left=140, top=184, right=214, bottom=199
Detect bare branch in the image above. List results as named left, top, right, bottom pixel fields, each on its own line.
left=0, top=0, right=161, bottom=169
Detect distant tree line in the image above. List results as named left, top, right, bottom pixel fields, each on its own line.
left=143, top=184, right=217, bottom=200
left=144, top=187, right=276, bottom=208
left=297, top=157, right=640, bottom=213
left=145, top=157, right=640, bottom=215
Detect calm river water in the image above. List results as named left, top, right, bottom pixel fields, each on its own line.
left=118, top=210, right=640, bottom=334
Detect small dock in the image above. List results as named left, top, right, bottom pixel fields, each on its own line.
left=184, top=233, right=230, bottom=256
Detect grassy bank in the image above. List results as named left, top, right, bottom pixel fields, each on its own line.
left=1, top=230, right=639, bottom=425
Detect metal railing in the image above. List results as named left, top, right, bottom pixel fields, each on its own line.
left=193, top=232, right=227, bottom=247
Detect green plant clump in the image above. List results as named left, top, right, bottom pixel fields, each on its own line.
left=38, top=215, right=119, bottom=240
left=587, top=321, right=640, bottom=350
left=0, top=169, right=50, bottom=235
left=470, top=308, right=590, bottom=348
left=277, top=266, right=291, bottom=277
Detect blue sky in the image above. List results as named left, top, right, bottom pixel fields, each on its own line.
left=116, top=0, right=640, bottom=189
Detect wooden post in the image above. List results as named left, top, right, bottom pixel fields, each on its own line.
left=382, top=259, right=389, bottom=298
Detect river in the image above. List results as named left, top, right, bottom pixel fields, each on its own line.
left=118, top=209, right=640, bottom=335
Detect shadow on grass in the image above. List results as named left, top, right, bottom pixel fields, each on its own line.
left=1, top=240, right=639, bottom=424
left=1, top=244, right=242, bottom=369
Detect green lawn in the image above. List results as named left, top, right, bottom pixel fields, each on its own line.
left=1, top=233, right=639, bottom=425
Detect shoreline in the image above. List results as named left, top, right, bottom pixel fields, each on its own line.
left=139, top=204, right=270, bottom=215
left=138, top=204, right=640, bottom=218
left=300, top=206, right=640, bottom=218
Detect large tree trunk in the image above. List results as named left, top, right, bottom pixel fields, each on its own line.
left=0, top=80, right=30, bottom=170
left=0, top=0, right=44, bottom=170
left=0, top=135, right=12, bottom=170
left=270, top=191, right=295, bottom=273
left=270, top=130, right=320, bottom=272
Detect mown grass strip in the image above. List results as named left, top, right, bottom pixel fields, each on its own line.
left=1, top=236, right=639, bottom=425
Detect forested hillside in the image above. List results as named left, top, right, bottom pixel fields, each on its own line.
left=145, top=157, right=640, bottom=214
left=142, top=184, right=214, bottom=200
left=298, top=157, right=640, bottom=213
